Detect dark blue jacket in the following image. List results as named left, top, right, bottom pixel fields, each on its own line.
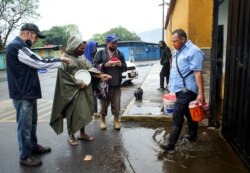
left=6, top=36, right=61, bottom=99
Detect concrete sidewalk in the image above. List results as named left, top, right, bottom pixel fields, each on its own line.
left=121, top=62, right=208, bottom=127
left=121, top=62, right=170, bottom=122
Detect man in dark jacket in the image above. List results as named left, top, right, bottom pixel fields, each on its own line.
left=6, top=23, right=70, bottom=167
left=93, top=34, right=127, bottom=130
left=157, top=40, right=172, bottom=91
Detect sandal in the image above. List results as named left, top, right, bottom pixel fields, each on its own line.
left=68, top=135, right=79, bottom=146
left=77, top=133, right=94, bottom=141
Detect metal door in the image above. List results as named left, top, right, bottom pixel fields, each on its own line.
left=222, top=0, right=250, bottom=169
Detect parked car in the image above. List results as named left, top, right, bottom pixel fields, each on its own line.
left=122, top=61, right=138, bottom=83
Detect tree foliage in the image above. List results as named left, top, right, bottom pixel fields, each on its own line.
left=34, top=24, right=81, bottom=48
left=0, top=0, right=40, bottom=50
left=90, top=26, right=141, bottom=44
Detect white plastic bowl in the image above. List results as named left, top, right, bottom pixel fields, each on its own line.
left=74, top=70, right=91, bottom=85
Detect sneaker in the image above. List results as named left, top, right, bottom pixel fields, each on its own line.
left=32, top=144, right=51, bottom=155
left=160, top=143, right=175, bottom=151
left=19, top=156, right=42, bottom=167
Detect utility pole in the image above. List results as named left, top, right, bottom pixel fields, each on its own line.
left=158, top=0, right=170, bottom=41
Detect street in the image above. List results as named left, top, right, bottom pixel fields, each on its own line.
left=0, top=61, right=248, bottom=173
left=0, top=62, right=155, bottom=173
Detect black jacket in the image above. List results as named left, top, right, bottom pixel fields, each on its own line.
left=6, top=36, right=61, bottom=99
left=160, top=46, right=172, bottom=65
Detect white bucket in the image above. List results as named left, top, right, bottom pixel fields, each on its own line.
left=162, top=94, right=176, bottom=116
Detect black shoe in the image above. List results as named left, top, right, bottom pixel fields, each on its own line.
left=32, top=144, right=51, bottom=155
left=160, top=144, right=175, bottom=151
left=20, top=156, right=42, bottom=167
left=164, top=88, right=170, bottom=92
left=184, top=134, right=197, bottom=141
left=157, top=87, right=164, bottom=91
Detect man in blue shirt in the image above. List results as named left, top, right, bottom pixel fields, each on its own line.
left=160, top=29, right=205, bottom=151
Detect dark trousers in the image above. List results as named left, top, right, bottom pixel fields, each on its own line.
left=160, top=63, right=170, bottom=88
left=168, top=90, right=198, bottom=146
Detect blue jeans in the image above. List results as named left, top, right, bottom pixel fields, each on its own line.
left=13, top=99, right=38, bottom=160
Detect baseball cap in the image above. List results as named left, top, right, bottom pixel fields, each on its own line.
left=20, top=23, right=46, bottom=39
left=106, top=34, right=118, bottom=43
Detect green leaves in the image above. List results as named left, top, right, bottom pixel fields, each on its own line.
left=0, top=0, right=40, bottom=49
left=90, top=26, right=141, bottom=44
left=34, top=24, right=81, bottom=48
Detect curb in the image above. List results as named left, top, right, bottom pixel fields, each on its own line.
left=121, top=62, right=173, bottom=122
left=121, top=98, right=173, bottom=122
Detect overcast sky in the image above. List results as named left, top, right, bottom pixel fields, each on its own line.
left=36, top=0, right=168, bottom=40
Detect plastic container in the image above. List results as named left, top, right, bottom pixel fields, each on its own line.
left=74, top=70, right=91, bottom=85
left=202, top=102, right=211, bottom=119
left=189, top=100, right=204, bottom=122
left=162, top=94, right=176, bottom=116
left=111, top=57, right=118, bottom=61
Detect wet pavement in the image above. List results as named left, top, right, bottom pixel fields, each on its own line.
left=120, top=62, right=249, bottom=172
left=0, top=62, right=249, bottom=172
left=122, top=123, right=249, bottom=173
left=0, top=120, right=248, bottom=173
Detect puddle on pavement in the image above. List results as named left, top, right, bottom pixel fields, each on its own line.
left=121, top=126, right=249, bottom=173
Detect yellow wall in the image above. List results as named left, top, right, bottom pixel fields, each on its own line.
left=188, top=0, right=213, bottom=47
left=166, top=0, right=213, bottom=49
left=166, top=0, right=189, bottom=47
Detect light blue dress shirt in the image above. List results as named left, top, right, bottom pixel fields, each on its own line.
left=169, top=40, right=204, bottom=94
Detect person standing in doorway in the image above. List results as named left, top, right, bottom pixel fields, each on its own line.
left=6, top=23, right=71, bottom=167
left=160, top=29, right=205, bottom=151
left=157, top=40, right=172, bottom=92
left=93, top=34, right=127, bottom=130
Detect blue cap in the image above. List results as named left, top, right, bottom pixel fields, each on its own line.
left=106, top=34, right=118, bottom=43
